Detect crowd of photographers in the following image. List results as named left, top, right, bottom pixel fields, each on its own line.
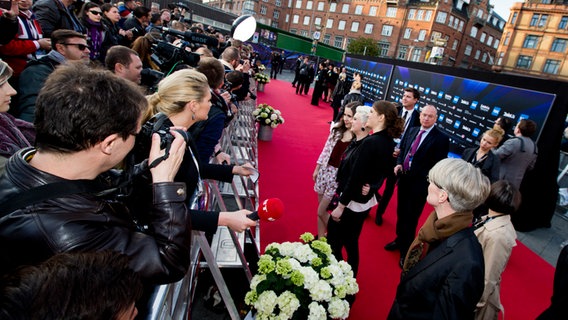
left=0, top=1, right=265, bottom=318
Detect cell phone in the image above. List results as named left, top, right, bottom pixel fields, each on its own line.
left=0, top=0, right=12, bottom=11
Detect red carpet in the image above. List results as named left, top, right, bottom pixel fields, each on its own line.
left=256, top=79, right=555, bottom=319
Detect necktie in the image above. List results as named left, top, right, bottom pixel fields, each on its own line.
left=403, top=129, right=426, bottom=171
left=402, top=110, right=408, bottom=121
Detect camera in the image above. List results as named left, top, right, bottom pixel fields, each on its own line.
left=141, top=68, right=164, bottom=93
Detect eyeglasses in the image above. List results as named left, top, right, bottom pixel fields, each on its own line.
left=89, top=10, right=103, bottom=16
left=61, top=43, right=90, bottom=51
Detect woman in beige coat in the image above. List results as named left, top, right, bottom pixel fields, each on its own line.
left=474, top=180, right=522, bottom=320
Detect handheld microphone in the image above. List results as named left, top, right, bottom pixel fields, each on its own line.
left=247, top=198, right=284, bottom=221
left=156, top=26, right=219, bottom=48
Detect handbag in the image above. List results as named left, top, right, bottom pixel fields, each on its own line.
left=326, top=192, right=340, bottom=212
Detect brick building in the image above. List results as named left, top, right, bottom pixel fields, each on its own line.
left=202, top=0, right=505, bottom=71
left=494, top=0, right=568, bottom=81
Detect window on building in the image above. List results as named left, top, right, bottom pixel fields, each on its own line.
left=470, top=26, right=478, bottom=38
left=342, top=4, right=349, bottom=13
left=404, top=28, right=412, bottom=39
left=378, top=42, right=390, bottom=56
left=276, top=0, right=281, bottom=6
left=369, top=6, right=377, bottom=16
left=314, top=17, right=321, bottom=26
left=408, top=9, right=416, bottom=20
left=418, top=29, right=427, bottom=41
left=326, top=19, right=333, bottom=28
left=493, top=39, right=499, bottom=49
left=290, top=28, right=297, bottom=34
left=346, top=38, right=353, bottom=48
left=511, top=12, right=518, bottom=24
left=456, top=19, right=462, bottom=31
left=543, top=59, right=560, bottom=74
left=516, top=55, right=533, bottom=68
left=330, top=2, right=336, bottom=12
left=334, top=36, right=343, bottom=48
left=338, top=20, right=346, bottom=30
left=364, top=23, right=373, bottom=34
left=487, top=35, right=493, bottom=46
left=317, top=1, right=324, bottom=11
left=522, top=35, right=540, bottom=48
left=398, top=45, right=408, bottom=60
left=482, top=52, right=488, bottom=63
left=474, top=50, right=481, bottom=60
left=260, top=5, right=267, bottom=14
left=300, top=30, right=308, bottom=37
left=306, top=0, right=313, bottom=9
left=530, top=14, right=548, bottom=27
left=292, top=14, right=299, bottom=24
left=539, top=14, right=549, bottom=27
left=452, top=39, right=458, bottom=50
left=417, top=10, right=424, bottom=21
left=431, top=31, right=442, bottom=42
left=559, top=16, right=568, bottom=29
left=436, top=11, right=447, bottom=24
left=480, top=32, right=486, bottom=42
left=382, top=25, right=394, bottom=36
left=504, top=32, right=510, bottom=46
left=351, top=21, right=359, bottom=32
left=303, top=16, right=310, bottom=25
left=355, top=5, right=363, bottom=15
left=551, top=38, right=567, bottom=52
left=386, top=7, right=397, bottom=17
left=271, top=21, right=279, bottom=28
left=295, top=0, right=302, bottom=9
left=411, top=48, right=422, bottom=62
left=464, top=45, right=472, bottom=56
left=425, top=10, right=432, bottom=21
left=274, top=10, right=280, bottom=19
left=323, top=34, right=331, bottom=45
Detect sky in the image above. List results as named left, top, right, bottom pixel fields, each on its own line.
left=490, top=0, right=519, bottom=19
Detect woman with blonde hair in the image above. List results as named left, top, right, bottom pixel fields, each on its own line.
left=129, top=69, right=256, bottom=234
left=462, top=128, right=504, bottom=183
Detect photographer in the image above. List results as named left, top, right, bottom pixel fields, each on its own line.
left=0, top=63, right=191, bottom=285
left=129, top=68, right=256, bottom=234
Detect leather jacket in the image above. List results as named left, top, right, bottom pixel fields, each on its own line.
left=0, top=148, right=191, bottom=285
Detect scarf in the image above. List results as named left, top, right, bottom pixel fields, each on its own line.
left=402, top=210, right=473, bottom=276
left=85, top=18, right=103, bottom=60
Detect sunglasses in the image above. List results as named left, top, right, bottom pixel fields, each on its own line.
left=61, top=43, right=90, bottom=51
left=89, top=10, right=103, bottom=15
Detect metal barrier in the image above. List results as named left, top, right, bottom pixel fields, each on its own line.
left=147, top=91, right=260, bottom=320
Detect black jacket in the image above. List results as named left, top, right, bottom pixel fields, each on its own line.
left=0, top=148, right=191, bottom=284
left=33, top=0, right=85, bottom=37
left=461, top=148, right=500, bottom=183
left=389, top=227, right=485, bottom=320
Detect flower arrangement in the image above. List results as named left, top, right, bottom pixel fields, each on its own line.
left=253, top=103, right=285, bottom=128
left=254, top=72, right=270, bottom=84
left=245, top=233, right=359, bottom=320
left=258, top=64, right=266, bottom=71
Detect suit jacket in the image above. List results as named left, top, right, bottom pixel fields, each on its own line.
left=397, top=105, right=420, bottom=137
left=397, top=126, right=449, bottom=178
left=388, top=228, right=485, bottom=320
left=493, top=136, right=537, bottom=189
left=461, top=148, right=500, bottom=183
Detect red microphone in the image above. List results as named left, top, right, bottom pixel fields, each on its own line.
left=247, top=198, right=284, bottom=221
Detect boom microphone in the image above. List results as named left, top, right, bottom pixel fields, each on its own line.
left=156, top=26, right=219, bottom=48
left=247, top=198, right=284, bottom=221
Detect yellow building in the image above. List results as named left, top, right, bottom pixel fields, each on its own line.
left=495, top=0, right=568, bottom=81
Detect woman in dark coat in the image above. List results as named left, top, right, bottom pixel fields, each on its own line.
left=328, top=101, right=404, bottom=277
left=310, top=62, right=327, bottom=106
left=462, top=128, right=504, bottom=183
left=389, top=158, right=491, bottom=320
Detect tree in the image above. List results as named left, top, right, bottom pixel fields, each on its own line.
left=347, top=37, right=379, bottom=57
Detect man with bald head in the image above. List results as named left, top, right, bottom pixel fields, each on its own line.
left=385, top=104, right=449, bottom=267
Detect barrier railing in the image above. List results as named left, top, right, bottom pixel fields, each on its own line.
left=147, top=88, right=260, bottom=320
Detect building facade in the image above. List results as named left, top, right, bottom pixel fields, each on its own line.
left=203, top=0, right=505, bottom=71
left=495, top=0, right=568, bottom=81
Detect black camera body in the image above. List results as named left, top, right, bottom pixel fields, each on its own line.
left=137, top=113, right=189, bottom=161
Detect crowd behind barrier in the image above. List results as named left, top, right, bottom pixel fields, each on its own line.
left=146, top=84, right=260, bottom=320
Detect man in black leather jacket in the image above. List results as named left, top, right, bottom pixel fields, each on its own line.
left=0, top=63, right=191, bottom=286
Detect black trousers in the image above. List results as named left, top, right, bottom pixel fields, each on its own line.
left=327, top=208, right=369, bottom=277
left=395, top=174, right=428, bottom=259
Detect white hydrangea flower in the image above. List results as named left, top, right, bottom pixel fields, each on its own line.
left=338, top=260, right=354, bottom=277
left=327, top=297, right=350, bottom=319
left=309, top=279, right=333, bottom=302
left=277, top=291, right=300, bottom=318
left=307, top=302, right=327, bottom=320
left=270, top=114, right=278, bottom=120
left=299, top=266, right=319, bottom=290
left=326, top=264, right=344, bottom=287
left=292, top=244, right=317, bottom=263
left=278, top=242, right=296, bottom=257
left=250, top=274, right=266, bottom=291
left=254, top=291, right=278, bottom=315
left=344, top=277, right=359, bottom=295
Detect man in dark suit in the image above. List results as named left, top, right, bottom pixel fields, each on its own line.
left=385, top=105, right=449, bottom=267
left=375, top=87, right=421, bottom=225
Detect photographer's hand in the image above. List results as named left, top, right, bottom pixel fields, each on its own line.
left=220, top=91, right=231, bottom=104
left=232, top=162, right=256, bottom=176
left=218, top=210, right=256, bottom=232
left=149, top=130, right=186, bottom=183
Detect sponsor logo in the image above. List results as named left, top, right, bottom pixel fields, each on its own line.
left=519, top=114, right=529, bottom=120
left=445, top=118, right=454, bottom=125
left=462, top=125, right=471, bottom=132
left=491, top=107, right=501, bottom=117
left=425, top=88, right=430, bottom=94
left=470, top=101, right=478, bottom=110
left=460, top=99, right=470, bottom=106
left=472, top=128, right=481, bottom=137
left=438, top=91, right=444, bottom=99
left=431, top=90, right=438, bottom=96
left=445, top=94, right=452, bottom=100
left=480, top=104, right=490, bottom=112
left=454, top=120, right=461, bottom=129
left=503, top=111, right=516, bottom=119
left=452, top=96, right=460, bottom=104
left=438, top=114, right=445, bottom=121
